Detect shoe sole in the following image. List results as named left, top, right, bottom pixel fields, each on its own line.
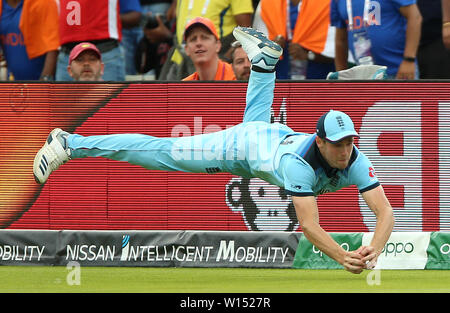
left=233, top=27, right=282, bottom=59
left=33, top=128, right=63, bottom=184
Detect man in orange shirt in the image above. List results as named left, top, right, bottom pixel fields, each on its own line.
left=0, top=0, right=59, bottom=80
left=183, top=17, right=236, bottom=81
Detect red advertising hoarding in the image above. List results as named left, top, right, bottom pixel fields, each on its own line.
left=1, top=81, right=449, bottom=232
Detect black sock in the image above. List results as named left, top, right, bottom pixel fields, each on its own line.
left=251, top=65, right=275, bottom=73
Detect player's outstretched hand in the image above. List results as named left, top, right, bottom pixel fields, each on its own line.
left=342, top=251, right=365, bottom=274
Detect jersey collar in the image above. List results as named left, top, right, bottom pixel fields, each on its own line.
left=303, top=140, right=358, bottom=178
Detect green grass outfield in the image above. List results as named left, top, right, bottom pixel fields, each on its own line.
left=0, top=266, right=449, bottom=293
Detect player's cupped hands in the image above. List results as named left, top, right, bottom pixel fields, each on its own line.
left=356, top=245, right=378, bottom=270
left=343, top=246, right=379, bottom=274
left=342, top=250, right=366, bottom=274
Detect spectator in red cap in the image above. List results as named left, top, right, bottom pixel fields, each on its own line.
left=56, top=0, right=141, bottom=81
left=67, top=42, right=104, bottom=81
left=182, top=17, right=236, bottom=81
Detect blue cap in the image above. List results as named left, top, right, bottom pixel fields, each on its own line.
left=316, top=110, right=359, bottom=143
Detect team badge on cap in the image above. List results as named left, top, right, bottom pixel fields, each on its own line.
left=316, top=110, right=359, bottom=143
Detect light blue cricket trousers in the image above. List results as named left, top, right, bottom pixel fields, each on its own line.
left=68, top=71, right=294, bottom=181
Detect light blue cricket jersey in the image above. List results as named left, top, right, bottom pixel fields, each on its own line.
left=226, top=121, right=380, bottom=197
left=69, top=120, right=380, bottom=198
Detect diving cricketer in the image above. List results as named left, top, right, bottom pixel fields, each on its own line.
left=33, top=27, right=394, bottom=274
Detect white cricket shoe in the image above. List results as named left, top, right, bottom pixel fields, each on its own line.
left=33, top=128, right=70, bottom=184
left=232, top=27, right=283, bottom=72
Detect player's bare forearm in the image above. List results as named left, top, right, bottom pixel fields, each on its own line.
left=370, top=206, right=394, bottom=254
left=292, top=196, right=365, bottom=274
left=301, top=218, right=366, bottom=274
left=361, top=186, right=395, bottom=264
left=301, top=221, right=346, bottom=263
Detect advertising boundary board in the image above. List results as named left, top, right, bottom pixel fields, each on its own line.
left=0, top=230, right=301, bottom=268
left=293, top=232, right=450, bottom=269
left=0, top=230, right=448, bottom=269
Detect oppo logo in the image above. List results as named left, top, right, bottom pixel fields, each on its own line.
left=312, top=243, right=349, bottom=258
left=382, top=242, right=414, bottom=257
left=440, top=243, right=450, bottom=255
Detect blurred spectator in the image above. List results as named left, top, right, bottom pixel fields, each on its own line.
left=182, top=17, right=236, bottom=81
left=230, top=41, right=250, bottom=81
left=56, top=0, right=141, bottom=81
left=416, top=0, right=450, bottom=78
left=253, top=0, right=336, bottom=79
left=443, top=0, right=450, bottom=49
left=122, top=0, right=174, bottom=76
left=0, top=0, right=59, bottom=80
left=120, top=0, right=144, bottom=76
left=159, top=0, right=253, bottom=80
left=331, top=0, right=422, bottom=79
left=67, top=42, right=104, bottom=81
left=135, top=15, right=173, bottom=78
left=142, top=0, right=173, bottom=16
left=0, top=48, right=7, bottom=80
